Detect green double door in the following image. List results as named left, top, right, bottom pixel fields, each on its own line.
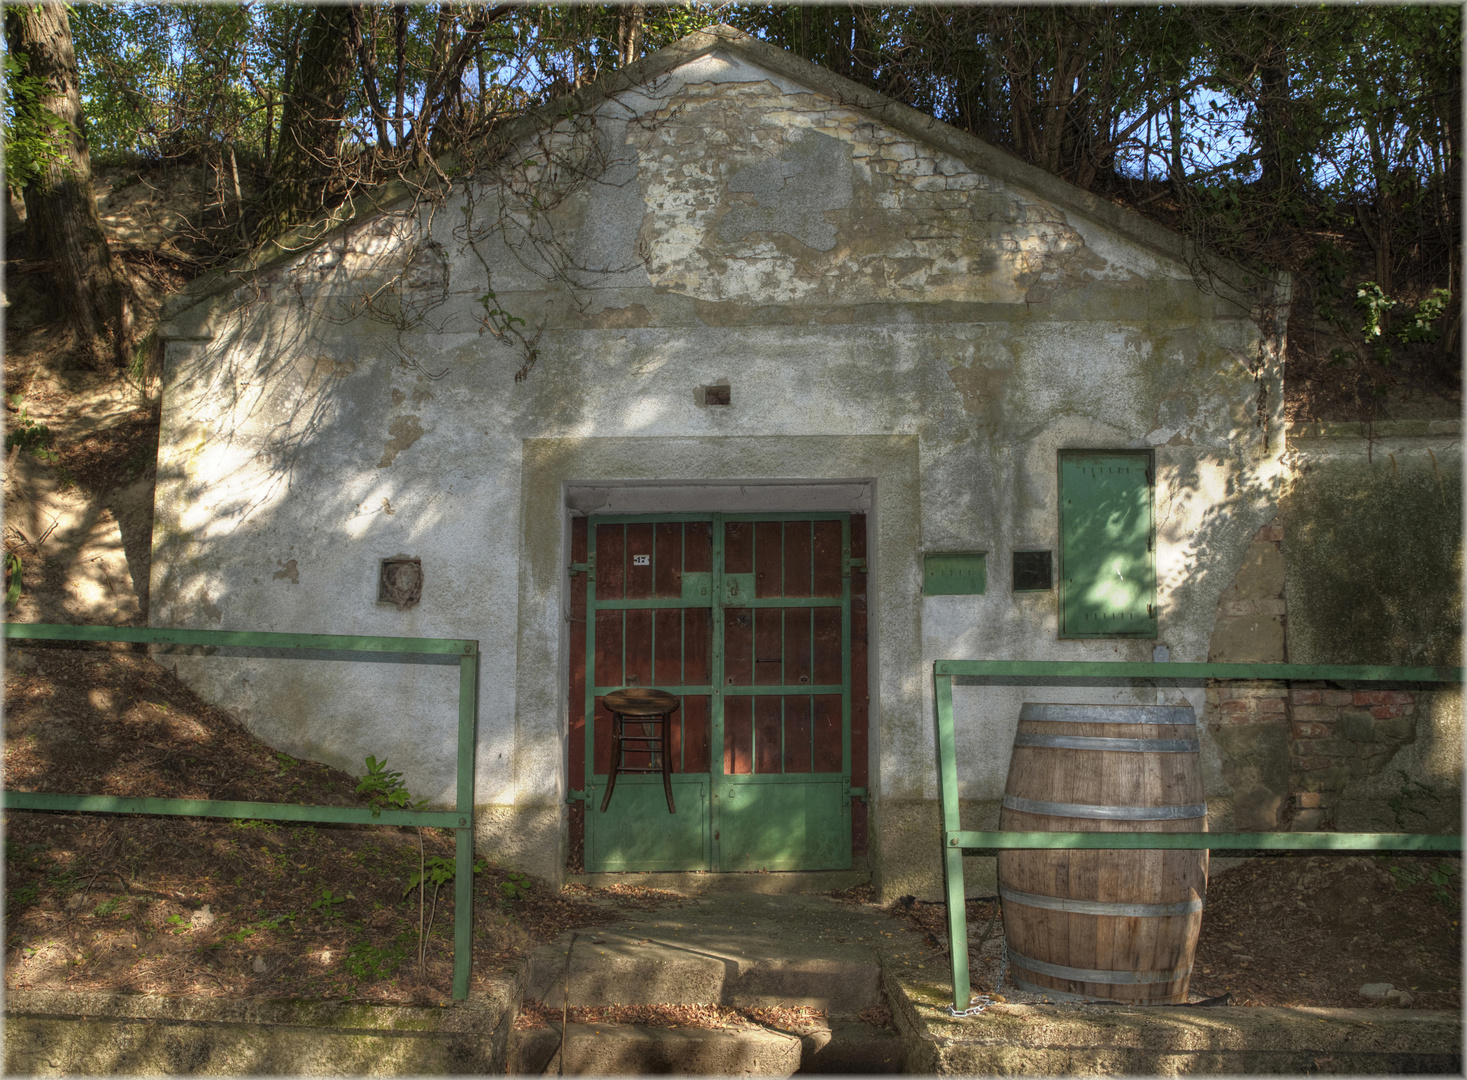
left=572, top=513, right=860, bottom=873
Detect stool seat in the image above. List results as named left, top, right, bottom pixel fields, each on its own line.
left=600, top=687, right=679, bottom=815
left=603, top=687, right=680, bottom=717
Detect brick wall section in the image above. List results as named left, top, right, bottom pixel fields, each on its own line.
left=1204, top=521, right=1417, bottom=831
left=1287, top=686, right=1417, bottom=829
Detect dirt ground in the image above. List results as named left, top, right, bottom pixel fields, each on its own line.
left=897, top=858, right=1461, bottom=1011
left=4, top=643, right=1459, bottom=1008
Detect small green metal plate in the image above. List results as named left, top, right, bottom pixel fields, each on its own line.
left=722, top=573, right=755, bottom=603
left=719, top=779, right=850, bottom=870
left=923, top=553, right=987, bottom=596
left=681, top=572, right=713, bottom=603
left=586, top=779, right=709, bottom=872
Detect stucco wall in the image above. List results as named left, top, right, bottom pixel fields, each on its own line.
left=153, top=31, right=1284, bottom=898
left=1283, top=423, right=1462, bottom=835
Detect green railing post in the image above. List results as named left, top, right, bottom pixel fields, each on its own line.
left=4, top=622, right=481, bottom=1001
left=933, top=671, right=970, bottom=1012
left=930, top=657, right=1463, bottom=1017
left=452, top=649, right=480, bottom=1001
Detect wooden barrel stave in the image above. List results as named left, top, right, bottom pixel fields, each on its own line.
left=998, top=705, right=1207, bottom=1004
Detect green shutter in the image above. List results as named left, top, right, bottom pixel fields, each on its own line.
left=1058, top=451, right=1156, bottom=638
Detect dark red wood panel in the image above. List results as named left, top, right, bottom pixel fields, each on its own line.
left=625, top=522, right=654, bottom=599
left=812, top=519, right=842, bottom=597
left=596, top=524, right=625, bottom=600
left=755, top=696, right=782, bottom=773
left=684, top=609, right=712, bottom=685
left=813, top=693, right=842, bottom=773
left=654, top=522, right=682, bottom=597
left=784, top=695, right=812, bottom=773
left=724, top=696, right=752, bottom=775
left=682, top=695, right=711, bottom=773
left=754, top=520, right=782, bottom=598
left=724, top=520, right=752, bottom=574
left=784, top=608, right=812, bottom=686
left=783, top=520, right=812, bottom=597
left=754, top=608, right=783, bottom=686
left=594, top=610, right=623, bottom=689
left=653, top=608, right=682, bottom=686
left=813, top=607, right=841, bottom=685
left=685, top=522, right=711, bottom=573
left=725, top=608, right=752, bottom=686
left=624, top=608, right=654, bottom=690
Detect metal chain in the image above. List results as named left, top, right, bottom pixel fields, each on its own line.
left=947, top=941, right=1011, bottom=1017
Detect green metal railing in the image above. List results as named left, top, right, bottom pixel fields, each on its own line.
left=3, top=622, right=480, bottom=1000
left=933, top=659, right=1464, bottom=1013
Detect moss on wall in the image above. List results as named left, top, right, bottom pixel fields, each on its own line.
left=1283, top=451, right=1462, bottom=667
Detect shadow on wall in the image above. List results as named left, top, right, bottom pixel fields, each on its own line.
left=1283, top=450, right=1462, bottom=668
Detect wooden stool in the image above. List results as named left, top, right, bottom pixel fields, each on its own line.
left=600, top=687, right=679, bottom=814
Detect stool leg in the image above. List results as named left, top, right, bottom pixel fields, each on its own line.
left=661, top=714, right=676, bottom=814
left=599, top=712, right=622, bottom=813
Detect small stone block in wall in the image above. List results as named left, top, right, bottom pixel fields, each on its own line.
left=1295, top=791, right=1322, bottom=808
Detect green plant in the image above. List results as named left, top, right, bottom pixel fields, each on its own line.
left=4, top=399, right=58, bottom=464
left=93, top=896, right=122, bottom=917
left=1428, top=861, right=1459, bottom=905
left=275, top=752, right=298, bottom=776
left=5, top=550, right=22, bottom=609
left=164, top=913, right=190, bottom=935
left=356, top=756, right=424, bottom=817
left=499, top=871, right=532, bottom=905
left=231, top=819, right=279, bottom=831
left=7, top=882, right=40, bottom=907
left=403, top=854, right=485, bottom=971
left=310, top=887, right=348, bottom=922
left=345, top=930, right=415, bottom=981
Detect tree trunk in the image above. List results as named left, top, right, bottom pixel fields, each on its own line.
left=264, top=4, right=355, bottom=240
left=5, top=1, right=131, bottom=368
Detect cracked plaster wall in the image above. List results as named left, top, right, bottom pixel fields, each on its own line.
left=153, top=48, right=1284, bottom=896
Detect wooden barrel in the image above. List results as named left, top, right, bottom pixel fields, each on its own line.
left=998, top=702, right=1208, bottom=1004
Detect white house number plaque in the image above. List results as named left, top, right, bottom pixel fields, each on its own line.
left=632, top=555, right=650, bottom=566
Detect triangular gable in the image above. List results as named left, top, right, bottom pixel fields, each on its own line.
left=164, top=24, right=1264, bottom=329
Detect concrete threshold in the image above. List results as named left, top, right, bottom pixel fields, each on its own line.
left=567, top=870, right=870, bottom=895
left=887, top=974, right=1463, bottom=1076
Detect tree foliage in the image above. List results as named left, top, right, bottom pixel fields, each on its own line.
left=5, top=4, right=1457, bottom=393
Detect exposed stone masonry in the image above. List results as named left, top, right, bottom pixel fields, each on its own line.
left=1205, top=521, right=1417, bottom=831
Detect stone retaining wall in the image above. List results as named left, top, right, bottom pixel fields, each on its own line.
left=1205, top=420, right=1461, bottom=836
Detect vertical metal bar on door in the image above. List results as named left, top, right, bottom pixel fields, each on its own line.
left=710, top=514, right=726, bottom=868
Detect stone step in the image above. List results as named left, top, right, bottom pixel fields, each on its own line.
left=509, top=1019, right=901, bottom=1076
left=523, top=936, right=881, bottom=1013
left=522, top=893, right=910, bottom=1014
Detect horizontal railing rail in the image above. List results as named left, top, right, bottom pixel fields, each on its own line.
left=933, top=659, right=1464, bottom=1013
left=3, top=622, right=480, bottom=1000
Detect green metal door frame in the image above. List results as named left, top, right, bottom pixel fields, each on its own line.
left=581, top=512, right=857, bottom=872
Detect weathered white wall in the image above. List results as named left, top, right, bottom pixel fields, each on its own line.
left=153, top=29, right=1285, bottom=898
